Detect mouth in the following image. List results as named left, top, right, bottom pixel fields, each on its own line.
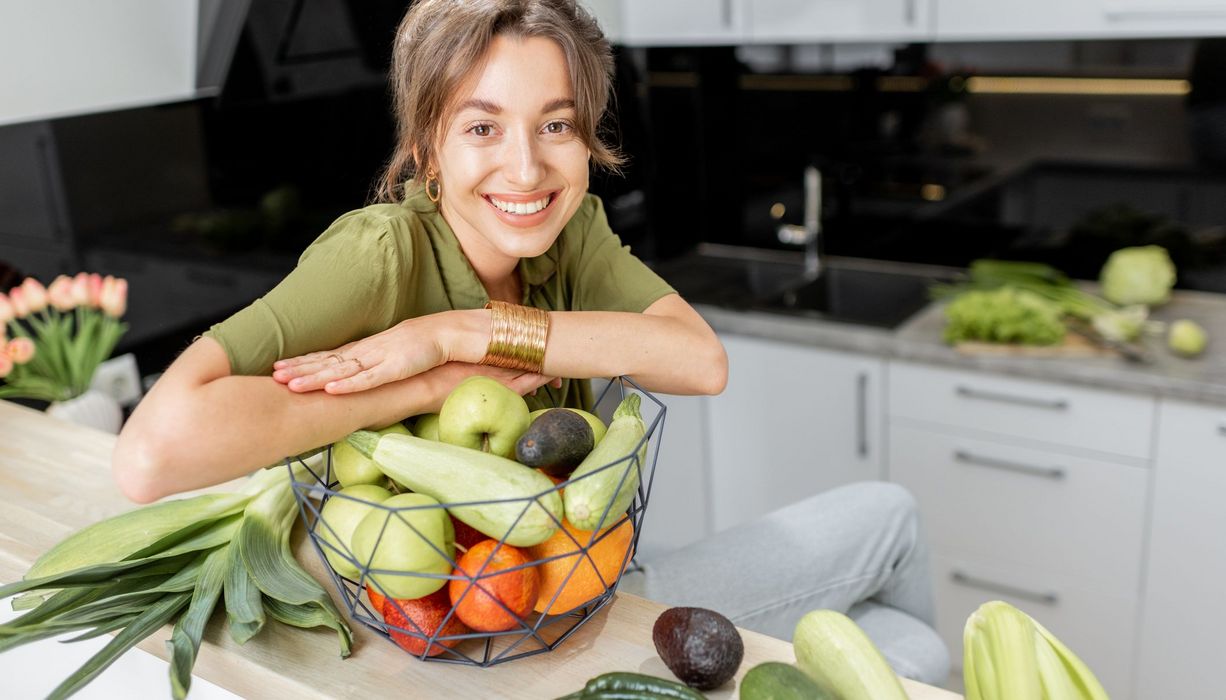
left=483, top=192, right=558, bottom=218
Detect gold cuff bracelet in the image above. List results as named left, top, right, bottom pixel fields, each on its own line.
left=480, top=300, right=550, bottom=374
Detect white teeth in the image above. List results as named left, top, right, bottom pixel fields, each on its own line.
left=489, top=195, right=550, bottom=215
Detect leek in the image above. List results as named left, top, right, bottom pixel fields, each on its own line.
left=0, top=463, right=352, bottom=698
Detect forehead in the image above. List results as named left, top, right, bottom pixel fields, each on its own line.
left=452, top=35, right=573, bottom=115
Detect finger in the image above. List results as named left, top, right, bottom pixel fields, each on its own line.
left=274, top=357, right=340, bottom=383
left=550, top=377, right=562, bottom=388
left=273, top=350, right=338, bottom=370
left=286, top=360, right=364, bottom=392
left=323, top=367, right=388, bottom=395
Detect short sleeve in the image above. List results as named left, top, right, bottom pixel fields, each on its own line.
left=568, top=195, right=675, bottom=313
left=203, top=210, right=406, bottom=376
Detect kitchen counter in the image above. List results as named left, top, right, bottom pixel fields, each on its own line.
left=696, top=287, right=1226, bottom=406
left=0, top=401, right=958, bottom=700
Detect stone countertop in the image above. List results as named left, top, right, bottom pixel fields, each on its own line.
left=695, top=289, right=1226, bottom=406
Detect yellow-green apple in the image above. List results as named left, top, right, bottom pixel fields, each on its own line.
left=332, top=421, right=411, bottom=487
left=317, top=484, right=393, bottom=579
left=438, top=376, right=529, bottom=458
left=351, top=493, right=455, bottom=599
left=413, top=413, right=441, bottom=441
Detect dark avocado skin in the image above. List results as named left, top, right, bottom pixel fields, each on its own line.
left=515, top=408, right=595, bottom=476
left=652, top=606, right=745, bottom=691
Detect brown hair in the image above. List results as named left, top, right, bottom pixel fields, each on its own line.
left=373, top=0, right=622, bottom=203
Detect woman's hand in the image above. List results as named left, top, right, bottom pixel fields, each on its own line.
left=273, top=316, right=450, bottom=394
left=414, top=362, right=562, bottom=413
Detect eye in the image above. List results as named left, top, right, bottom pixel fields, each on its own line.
left=467, top=123, right=494, bottom=137
left=543, top=120, right=572, bottom=135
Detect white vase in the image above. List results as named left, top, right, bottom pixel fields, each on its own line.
left=47, top=389, right=124, bottom=434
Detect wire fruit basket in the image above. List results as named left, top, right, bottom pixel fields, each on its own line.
left=287, top=377, right=666, bottom=666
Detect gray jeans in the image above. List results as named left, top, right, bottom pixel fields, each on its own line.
left=619, top=481, right=950, bottom=686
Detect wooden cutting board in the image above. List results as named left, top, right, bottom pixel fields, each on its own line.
left=954, top=332, right=1118, bottom=358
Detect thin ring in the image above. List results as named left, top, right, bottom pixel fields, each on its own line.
left=350, top=357, right=366, bottom=372
left=328, top=353, right=344, bottom=364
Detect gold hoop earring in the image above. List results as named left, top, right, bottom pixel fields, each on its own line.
left=424, top=169, right=441, bottom=204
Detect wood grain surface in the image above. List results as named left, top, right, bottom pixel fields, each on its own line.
left=0, top=400, right=960, bottom=699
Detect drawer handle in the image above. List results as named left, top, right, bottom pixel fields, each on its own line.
left=954, top=450, right=1066, bottom=480
left=1218, top=424, right=1226, bottom=437
left=856, top=372, right=869, bottom=458
left=951, top=570, right=1059, bottom=606
left=955, top=385, right=1068, bottom=411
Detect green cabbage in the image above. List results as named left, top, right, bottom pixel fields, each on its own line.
left=1099, top=245, right=1176, bottom=306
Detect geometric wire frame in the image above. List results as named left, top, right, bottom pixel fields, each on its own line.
left=287, top=376, right=666, bottom=666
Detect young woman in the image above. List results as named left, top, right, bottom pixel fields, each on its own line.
left=113, top=0, right=726, bottom=504
left=113, top=0, right=947, bottom=684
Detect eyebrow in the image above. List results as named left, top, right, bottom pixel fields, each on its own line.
left=456, top=97, right=576, bottom=115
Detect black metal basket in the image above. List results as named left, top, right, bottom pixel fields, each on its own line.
left=287, top=377, right=666, bottom=666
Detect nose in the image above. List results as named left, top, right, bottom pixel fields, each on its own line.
left=502, top=127, right=546, bottom=187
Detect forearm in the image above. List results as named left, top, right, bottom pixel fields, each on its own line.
left=445, top=296, right=728, bottom=395
left=115, top=363, right=433, bottom=502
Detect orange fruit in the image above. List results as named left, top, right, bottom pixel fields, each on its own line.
left=366, top=585, right=387, bottom=616
left=449, top=539, right=540, bottom=632
left=382, top=588, right=469, bottom=658
left=528, top=517, right=634, bottom=615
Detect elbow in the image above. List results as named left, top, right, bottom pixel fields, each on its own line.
left=112, top=418, right=178, bottom=504
left=696, top=342, right=729, bottom=396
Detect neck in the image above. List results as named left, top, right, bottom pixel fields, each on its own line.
left=441, top=200, right=521, bottom=303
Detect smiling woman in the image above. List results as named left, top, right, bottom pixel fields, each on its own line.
left=111, top=0, right=728, bottom=503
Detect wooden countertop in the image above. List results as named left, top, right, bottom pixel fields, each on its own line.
left=0, top=401, right=960, bottom=699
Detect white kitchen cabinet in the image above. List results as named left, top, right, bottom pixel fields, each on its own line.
left=748, top=0, right=932, bottom=44
left=1135, top=398, right=1226, bottom=699
left=935, top=0, right=1226, bottom=40
left=631, top=393, right=713, bottom=560
left=887, top=360, right=1154, bottom=699
left=706, top=334, right=884, bottom=533
left=618, top=0, right=746, bottom=46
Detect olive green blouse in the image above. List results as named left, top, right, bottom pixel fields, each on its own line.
left=203, top=182, right=675, bottom=411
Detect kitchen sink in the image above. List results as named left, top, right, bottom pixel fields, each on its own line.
left=653, top=245, right=959, bottom=329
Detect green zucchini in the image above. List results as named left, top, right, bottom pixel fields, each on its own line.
left=793, top=609, right=908, bottom=700
left=740, top=661, right=832, bottom=700
left=346, top=431, right=561, bottom=547
left=563, top=394, right=647, bottom=531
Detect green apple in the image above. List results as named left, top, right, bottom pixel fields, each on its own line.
left=331, top=422, right=411, bottom=487
left=351, top=493, right=454, bottom=599
left=317, top=484, right=394, bottom=579
left=529, top=407, right=607, bottom=445
left=413, top=413, right=441, bottom=441
left=438, top=376, right=529, bottom=458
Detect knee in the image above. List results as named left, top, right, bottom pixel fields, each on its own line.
left=834, top=481, right=920, bottom=523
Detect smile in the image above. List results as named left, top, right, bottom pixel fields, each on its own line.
left=486, top=193, right=556, bottom=216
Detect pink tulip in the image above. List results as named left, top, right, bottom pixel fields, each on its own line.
left=20, top=277, right=47, bottom=313
left=6, top=337, right=34, bottom=364
left=0, top=293, right=12, bottom=324
left=47, top=275, right=75, bottom=311
left=0, top=353, right=12, bottom=379
left=87, top=273, right=104, bottom=308
left=100, top=276, right=128, bottom=318
left=9, top=287, right=29, bottom=318
left=70, top=273, right=91, bottom=307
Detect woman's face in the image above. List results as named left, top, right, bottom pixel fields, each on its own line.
left=435, top=35, right=590, bottom=270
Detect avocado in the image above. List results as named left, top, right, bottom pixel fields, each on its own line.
left=652, top=606, right=744, bottom=691
left=515, top=408, right=595, bottom=477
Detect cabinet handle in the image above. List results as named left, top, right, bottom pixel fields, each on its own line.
left=954, top=450, right=1066, bottom=480
left=955, top=385, right=1069, bottom=411
left=856, top=372, right=869, bottom=458
left=720, top=0, right=733, bottom=28
left=904, top=0, right=917, bottom=25
left=951, top=570, right=1059, bottom=606
left=1218, top=424, right=1226, bottom=437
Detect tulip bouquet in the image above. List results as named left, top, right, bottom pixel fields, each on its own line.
left=0, top=272, right=128, bottom=402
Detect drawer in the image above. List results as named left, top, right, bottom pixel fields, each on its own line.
left=1155, top=398, right=1226, bottom=469
left=932, top=554, right=1136, bottom=700
left=889, top=361, right=1155, bottom=459
left=889, top=424, right=1147, bottom=596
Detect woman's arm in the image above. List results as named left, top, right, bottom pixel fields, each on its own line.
left=113, top=337, right=552, bottom=503
left=278, top=293, right=728, bottom=397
